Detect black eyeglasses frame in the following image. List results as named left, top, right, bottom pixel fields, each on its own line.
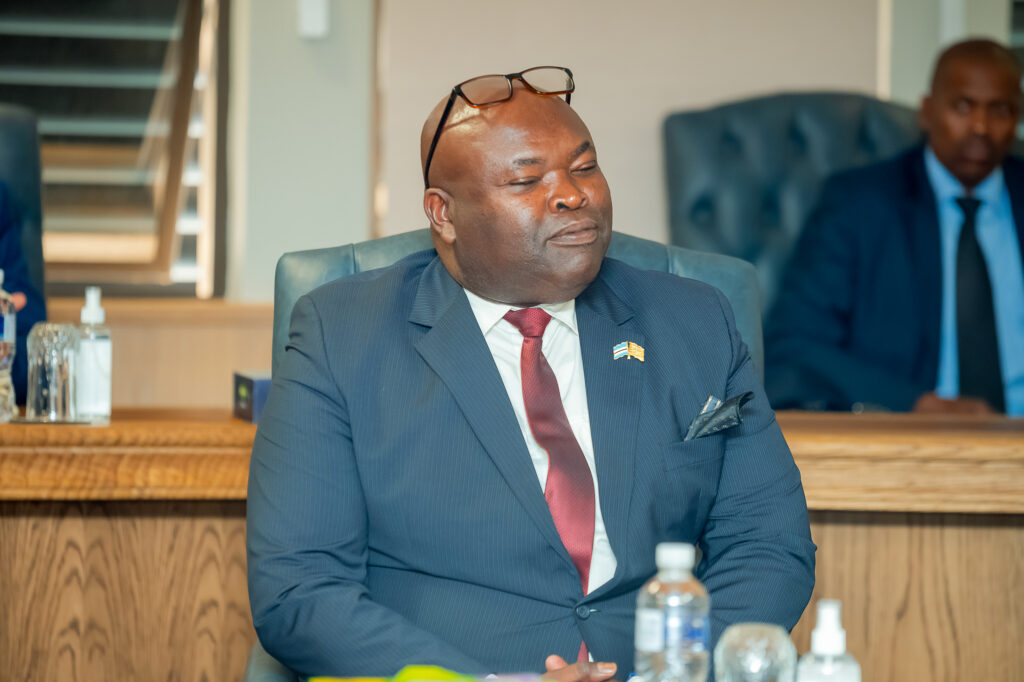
left=422, top=66, right=575, bottom=189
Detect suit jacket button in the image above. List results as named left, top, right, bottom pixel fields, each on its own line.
left=575, top=605, right=591, bottom=619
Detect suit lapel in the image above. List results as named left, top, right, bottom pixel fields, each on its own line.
left=901, top=149, right=943, bottom=381
left=410, top=258, right=575, bottom=574
left=1003, top=158, right=1024, bottom=267
left=576, top=272, right=643, bottom=592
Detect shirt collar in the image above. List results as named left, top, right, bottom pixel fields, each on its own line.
left=924, top=145, right=1005, bottom=206
left=463, top=288, right=578, bottom=336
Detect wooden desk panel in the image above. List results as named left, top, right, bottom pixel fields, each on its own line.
left=1, top=411, right=1022, bottom=681
left=0, top=500, right=250, bottom=682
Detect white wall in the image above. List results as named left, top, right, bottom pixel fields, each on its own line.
left=227, top=0, right=374, bottom=301
left=223, top=0, right=1013, bottom=301
left=378, top=0, right=880, bottom=244
left=888, top=0, right=1011, bottom=105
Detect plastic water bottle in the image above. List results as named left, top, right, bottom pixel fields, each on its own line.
left=635, top=542, right=710, bottom=682
left=76, top=286, right=112, bottom=425
left=0, top=269, right=16, bottom=422
left=796, top=600, right=860, bottom=682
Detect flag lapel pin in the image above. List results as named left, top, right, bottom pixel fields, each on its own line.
left=613, top=341, right=645, bottom=362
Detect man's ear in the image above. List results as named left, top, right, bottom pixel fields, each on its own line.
left=424, top=188, right=456, bottom=244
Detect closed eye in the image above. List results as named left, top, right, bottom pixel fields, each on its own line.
left=507, top=177, right=540, bottom=187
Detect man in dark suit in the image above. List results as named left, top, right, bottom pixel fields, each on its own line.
left=766, top=39, right=1024, bottom=415
left=247, top=68, right=815, bottom=679
left=0, top=181, right=46, bottom=403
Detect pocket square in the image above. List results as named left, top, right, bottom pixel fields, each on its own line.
left=684, top=391, right=754, bottom=440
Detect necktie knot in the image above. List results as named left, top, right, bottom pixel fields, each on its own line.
left=504, top=307, right=552, bottom=339
left=956, top=197, right=981, bottom=223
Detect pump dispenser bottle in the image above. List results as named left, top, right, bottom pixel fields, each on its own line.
left=77, top=286, right=112, bottom=424
left=796, top=600, right=861, bottom=682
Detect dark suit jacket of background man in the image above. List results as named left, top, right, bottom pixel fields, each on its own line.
left=765, top=146, right=1024, bottom=411
left=0, top=182, right=46, bottom=402
left=247, top=248, right=816, bottom=677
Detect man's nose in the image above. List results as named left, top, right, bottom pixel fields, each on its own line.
left=550, top=174, right=587, bottom=211
left=969, top=107, right=991, bottom=135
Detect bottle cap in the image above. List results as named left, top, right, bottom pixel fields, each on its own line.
left=810, top=599, right=846, bottom=656
left=81, top=286, right=105, bottom=324
left=655, top=542, right=695, bottom=570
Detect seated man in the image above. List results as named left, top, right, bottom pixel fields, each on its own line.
left=0, top=181, right=46, bottom=403
left=765, top=39, right=1024, bottom=414
left=247, top=66, right=815, bottom=679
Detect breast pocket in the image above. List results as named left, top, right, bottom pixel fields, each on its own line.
left=662, top=437, right=724, bottom=472
left=654, top=437, right=726, bottom=539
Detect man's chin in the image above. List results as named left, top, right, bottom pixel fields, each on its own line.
left=954, top=158, right=999, bottom=188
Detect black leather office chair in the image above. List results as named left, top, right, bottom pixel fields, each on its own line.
left=0, top=103, right=46, bottom=298
left=664, top=91, right=923, bottom=313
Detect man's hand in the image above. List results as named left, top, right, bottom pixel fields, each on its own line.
left=913, top=391, right=995, bottom=414
left=543, top=655, right=616, bottom=682
left=10, top=292, right=25, bottom=311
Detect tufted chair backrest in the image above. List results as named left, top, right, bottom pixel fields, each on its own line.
left=273, top=229, right=764, bottom=380
left=664, top=91, right=922, bottom=313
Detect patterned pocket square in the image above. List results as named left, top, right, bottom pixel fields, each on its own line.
left=684, top=391, right=754, bottom=440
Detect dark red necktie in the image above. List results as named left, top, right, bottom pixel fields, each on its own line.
left=503, top=308, right=596, bottom=599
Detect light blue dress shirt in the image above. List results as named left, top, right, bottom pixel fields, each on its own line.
left=924, top=147, right=1024, bottom=415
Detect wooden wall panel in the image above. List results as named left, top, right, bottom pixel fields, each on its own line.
left=48, top=298, right=273, bottom=410
left=791, top=511, right=1024, bottom=682
left=0, top=501, right=253, bottom=682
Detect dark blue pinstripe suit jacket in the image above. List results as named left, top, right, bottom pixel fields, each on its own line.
left=246, top=250, right=815, bottom=678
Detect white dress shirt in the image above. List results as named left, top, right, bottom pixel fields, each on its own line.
left=464, top=289, right=617, bottom=595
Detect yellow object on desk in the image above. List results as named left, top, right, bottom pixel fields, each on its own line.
left=311, top=664, right=475, bottom=682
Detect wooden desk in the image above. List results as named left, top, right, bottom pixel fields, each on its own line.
left=1, top=411, right=1021, bottom=681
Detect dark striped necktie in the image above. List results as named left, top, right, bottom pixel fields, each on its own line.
left=955, top=196, right=1005, bottom=412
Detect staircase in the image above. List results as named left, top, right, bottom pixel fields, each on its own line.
left=0, top=0, right=220, bottom=296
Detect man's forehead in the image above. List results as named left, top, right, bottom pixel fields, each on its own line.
left=938, top=57, right=1021, bottom=93
left=421, top=83, right=591, bottom=184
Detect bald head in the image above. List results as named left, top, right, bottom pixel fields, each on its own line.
left=420, top=81, right=613, bottom=306
left=420, top=92, right=487, bottom=189
left=930, top=39, right=1021, bottom=93
left=421, top=82, right=586, bottom=191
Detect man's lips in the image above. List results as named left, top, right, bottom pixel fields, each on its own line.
left=548, top=222, right=600, bottom=246
left=961, top=139, right=995, bottom=162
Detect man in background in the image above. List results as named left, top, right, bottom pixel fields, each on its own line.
left=0, top=181, right=46, bottom=403
left=765, top=39, right=1024, bottom=415
left=247, top=68, right=814, bottom=678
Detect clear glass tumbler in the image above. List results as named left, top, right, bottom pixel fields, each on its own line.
left=26, top=322, right=81, bottom=422
left=713, top=623, right=797, bottom=682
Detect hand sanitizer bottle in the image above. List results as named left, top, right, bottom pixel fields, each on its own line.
left=76, top=286, right=112, bottom=425
left=796, top=600, right=860, bottom=682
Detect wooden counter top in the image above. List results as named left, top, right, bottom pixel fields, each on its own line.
left=781, top=411, right=1024, bottom=514
left=0, top=409, right=1021, bottom=512
left=0, top=409, right=255, bottom=501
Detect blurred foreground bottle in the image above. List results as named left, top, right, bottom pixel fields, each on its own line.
left=0, top=269, right=15, bottom=421
left=76, top=286, right=112, bottom=425
left=635, top=542, right=710, bottom=682
left=795, top=600, right=860, bottom=682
